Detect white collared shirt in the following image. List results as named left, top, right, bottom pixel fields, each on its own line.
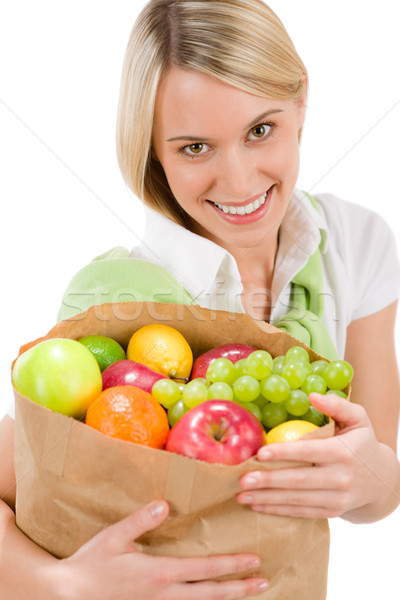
left=130, top=189, right=400, bottom=359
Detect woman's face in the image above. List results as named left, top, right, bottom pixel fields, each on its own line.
left=152, top=66, right=306, bottom=252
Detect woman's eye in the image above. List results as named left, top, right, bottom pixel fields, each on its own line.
left=184, top=142, right=207, bottom=155
left=248, top=123, right=271, bottom=140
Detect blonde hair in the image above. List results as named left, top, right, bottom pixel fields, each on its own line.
left=116, top=0, right=308, bottom=227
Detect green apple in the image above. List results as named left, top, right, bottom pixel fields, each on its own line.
left=12, top=338, right=103, bottom=418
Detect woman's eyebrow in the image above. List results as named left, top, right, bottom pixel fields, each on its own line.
left=166, top=108, right=284, bottom=142
left=167, top=134, right=209, bottom=142
left=246, top=108, right=284, bottom=129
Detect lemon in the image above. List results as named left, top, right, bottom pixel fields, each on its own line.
left=265, top=420, right=319, bottom=444
left=78, top=335, right=126, bottom=372
left=127, top=324, right=193, bottom=380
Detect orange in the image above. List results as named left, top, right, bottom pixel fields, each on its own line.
left=265, top=420, right=319, bottom=444
left=126, top=324, right=193, bottom=380
left=85, top=385, right=169, bottom=449
left=78, top=335, right=126, bottom=372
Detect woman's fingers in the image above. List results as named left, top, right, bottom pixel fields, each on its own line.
left=240, top=466, right=326, bottom=492
left=168, top=578, right=269, bottom=599
left=156, top=553, right=262, bottom=584
left=95, top=502, right=270, bottom=588
left=66, top=501, right=270, bottom=599
left=256, top=434, right=355, bottom=465
left=89, top=500, right=169, bottom=554
left=249, top=503, right=340, bottom=519
left=309, top=392, right=370, bottom=429
left=238, top=487, right=348, bottom=515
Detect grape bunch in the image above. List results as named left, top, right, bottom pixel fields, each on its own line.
left=152, top=346, right=353, bottom=430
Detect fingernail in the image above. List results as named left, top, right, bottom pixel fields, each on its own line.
left=247, top=557, right=261, bottom=569
left=259, top=449, right=272, bottom=459
left=259, top=581, right=269, bottom=591
left=239, top=494, right=254, bottom=504
left=242, top=476, right=257, bottom=488
left=149, top=501, right=165, bottom=517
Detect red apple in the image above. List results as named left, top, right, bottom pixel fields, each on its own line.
left=102, top=359, right=167, bottom=393
left=191, top=343, right=255, bottom=380
left=165, top=400, right=263, bottom=465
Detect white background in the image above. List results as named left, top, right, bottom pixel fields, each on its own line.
left=1, top=1, right=400, bottom=598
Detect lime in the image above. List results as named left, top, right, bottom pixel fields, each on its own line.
left=78, top=335, right=126, bottom=372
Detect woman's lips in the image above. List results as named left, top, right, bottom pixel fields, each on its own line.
left=208, top=186, right=274, bottom=225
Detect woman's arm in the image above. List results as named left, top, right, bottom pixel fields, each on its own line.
left=238, top=302, right=400, bottom=524
left=344, top=300, right=400, bottom=450
left=339, top=299, right=400, bottom=521
left=0, top=416, right=66, bottom=599
left=0, top=416, right=268, bottom=599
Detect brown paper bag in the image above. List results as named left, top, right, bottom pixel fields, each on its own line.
left=14, top=302, right=334, bottom=599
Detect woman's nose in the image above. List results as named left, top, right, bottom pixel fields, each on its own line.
left=214, top=147, right=255, bottom=199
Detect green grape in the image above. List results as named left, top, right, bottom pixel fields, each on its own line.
left=239, top=402, right=262, bottom=421
left=260, top=374, right=290, bottom=403
left=232, top=358, right=247, bottom=382
left=233, top=375, right=260, bottom=403
left=285, top=346, right=310, bottom=364
left=301, top=374, right=327, bottom=395
left=272, top=355, right=285, bottom=374
left=208, top=381, right=234, bottom=401
left=322, top=360, right=353, bottom=390
left=206, top=357, right=235, bottom=385
left=190, top=377, right=207, bottom=386
left=253, top=394, right=268, bottom=409
left=326, top=389, right=348, bottom=398
left=261, top=402, right=288, bottom=429
left=243, top=351, right=272, bottom=380
left=299, top=361, right=312, bottom=376
left=151, top=378, right=182, bottom=409
left=177, top=382, right=186, bottom=394
left=168, top=400, right=189, bottom=427
left=285, top=389, right=310, bottom=416
left=302, top=406, right=329, bottom=427
left=182, top=380, right=208, bottom=409
left=281, top=362, right=309, bottom=390
left=286, top=413, right=300, bottom=421
left=252, top=349, right=274, bottom=367
left=310, top=359, right=329, bottom=376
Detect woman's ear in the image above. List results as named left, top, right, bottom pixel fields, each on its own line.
left=298, top=73, right=308, bottom=144
left=300, top=73, right=308, bottom=104
left=297, top=73, right=308, bottom=136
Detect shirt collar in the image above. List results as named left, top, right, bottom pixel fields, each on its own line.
left=138, top=205, right=234, bottom=299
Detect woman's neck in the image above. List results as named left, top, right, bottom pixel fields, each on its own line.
left=226, top=231, right=279, bottom=287
left=224, top=233, right=280, bottom=321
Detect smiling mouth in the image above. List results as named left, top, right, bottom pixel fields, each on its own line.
left=211, top=191, right=267, bottom=215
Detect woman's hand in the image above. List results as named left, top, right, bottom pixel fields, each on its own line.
left=59, top=499, right=269, bottom=600
left=237, top=393, right=400, bottom=521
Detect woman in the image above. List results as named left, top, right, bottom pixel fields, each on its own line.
left=1, top=0, right=399, bottom=598
left=112, top=0, right=400, bottom=521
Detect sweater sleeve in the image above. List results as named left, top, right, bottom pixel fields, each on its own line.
left=57, top=247, right=193, bottom=322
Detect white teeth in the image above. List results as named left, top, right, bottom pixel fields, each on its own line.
left=213, top=192, right=267, bottom=215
